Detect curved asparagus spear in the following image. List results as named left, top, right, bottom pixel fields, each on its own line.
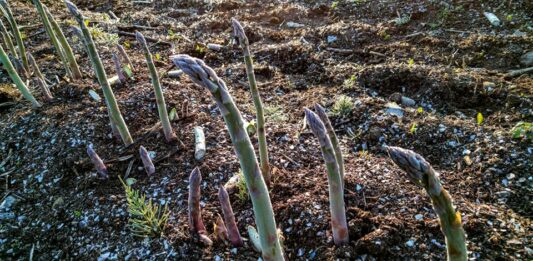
left=136, top=32, right=177, bottom=142
left=304, top=108, right=349, bottom=245
left=112, top=52, right=126, bottom=84
left=116, top=44, right=132, bottom=69
left=0, top=45, right=41, bottom=108
left=29, top=52, right=53, bottom=101
left=314, top=104, right=344, bottom=188
left=0, top=20, right=16, bottom=59
left=32, top=0, right=71, bottom=78
left=218, top=186, right=244, bottom=247
left=44, top=4, right=82, bottom=79
left=172, top=55, right=284, bottom=260
left=385, top=146, right=467, bottom=261
left=231, top=18, right=270, bottom=186
left=0, top=0, right=28, bottom=71
left=65, top=1, right=133, bottom=146
left=188, top=167, right=212, bottom=245
left=87, top=145, right=108, bottom=179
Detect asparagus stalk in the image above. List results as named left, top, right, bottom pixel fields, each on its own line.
left=0, top=20, right=16, bottom=59
left=304, top=108, right=349, bottom=245
left=139, top=146, right=155, bottom=175
left=43, top=4, right=82, bottom=79
left=28, top=52, right=54, bottom=101
left=112, top=52, right=126, bottom=84
left=9, top=54, right=28, bottom=78
left=116, top=44, right=132, bottom=69
left=36, top=78, right=53, bottom=102
left=172, top=55, right=284, bottom=260
left=0, top=45, right=41, bottom=107
left=385, top=146, right=467, bottom=261
left=136, top=32, right=176, bottom=142
left=188, top=167, right=212, bottom=245
left=218, top=186, right=244, bottom=247
left=194, top=126, right=206, bottom=160
left=314, top=104, right=344, bottom=188
left=65, top=1, right=133, bottom=146
left=31, top=0, right=71, bottom=78
left=231, top=18, right=270, bottom=186
left=87, top=145, right=108, bottom=179
left=0, top=0, right=28, bottom=71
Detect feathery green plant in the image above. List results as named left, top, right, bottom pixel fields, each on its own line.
left=172, top=55, right=284, bottom=260
left=120, top=177, right=169, bottom=237
left=231, top=18, right=271, bottom=186
left=44, top=4, right=82, bottom=79
left=314, top=104, right=344, bottom=188
left=0, top=20, right=16, bottom=59
left=0, top=45, right=41, bottom=108
left=0, top=0, right=28, bottom=71
left=305, top=108, right=349, bottom=245
left=331, top=95, right=354, bottom=117
left=385, top=146, right=467, bottom=261
left=65, top=1, right=133, bottom=146
left=136, top=32, right=176, bottom=142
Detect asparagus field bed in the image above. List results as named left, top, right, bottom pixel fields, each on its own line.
left=0, top=0, right=532, bottom=260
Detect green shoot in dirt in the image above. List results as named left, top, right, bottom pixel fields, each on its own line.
left=0, top=45, right=41, bottom=108
left=232, top=18, right=271, bottom=187
left=386, top=146, right=467, bottom=261
left=510, top=122, right=532, bottom=141
left=343, top=75, right=357, bottom=89
left=331, top=95, right=354, bottom=117
left=476, top=112, right=483, bottom=126
left=0, top=0, right=29, bottom=71
left=120, top=177, right=169, bottom=237
left=264, top=105, right=288, bottom=123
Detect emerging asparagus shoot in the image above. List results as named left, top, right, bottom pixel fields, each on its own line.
left=136, top=32, right=176, bottom=142
left=172, top=55, right=284, bottom=260
left=218, top=186, right=244, bottom=247
left=0, top=45, right=41, bottom=108
left=231, top=18, right=270, bottom=186
left=87, top=145, right=108, bottom=179
left=305, top=108, right=349, bottom=245
left=385, top=146, right=467, bottom=261
left=0, top=20, right=16, bottom=59
left=0, top=0, right=28, bottom=71
left=65, top=0, right=133, bottom=146
left=314, top=104, right=345, bottom=188
left=139, top=146, right=155, bottom=175
left=188, top=167, right=212, bottom=245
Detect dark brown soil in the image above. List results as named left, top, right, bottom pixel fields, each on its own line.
left=1, top=0, right=532, bottom=260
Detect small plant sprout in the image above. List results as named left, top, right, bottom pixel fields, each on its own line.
left=385, top=146, right=467, bottom=261
left=408, top=58, right=415, bottom=66
left=44, top=4, right=82, bottom=79
left=0, top=45, right=41, bottom=108
left=343, top=74, right=357, bottom=89
left=66, top=0, right=133, bottom=146
left=510, top=122, right=532, bottom=141
left=86, top=145, right=107, bottom=179
left=139, top=146, right=155, bottom=175
left=231, top=18, right=271, bottom=186
left=188, top=167, right=212, bottom=245
left=136, top=32, right=177, bottom=142
left=172, top=55, right=284, bottom=260
left=410, top=123, right=418, bottom=134
left=0, top=0, right=29, bottom=71
left=476, top=112, right=483, bottom=126
left=194, top=127, right=206, bottom=160
left=331, top=95, right=354, bottom=117
left=305, top=108, right=349, bottom=245
left=112, top=53, right=126, bottom=84
left=214, top=215, right=229, bottom=243
left=314, top=104, right=345, bottom=188
left=120, top=177, right=169, bottom=237
left=116, top=44, right=133, bottom=69
left=218, top=185, right=244, bottom=247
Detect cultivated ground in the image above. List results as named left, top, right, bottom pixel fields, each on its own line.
left=0, top=0, right=532, bottom=260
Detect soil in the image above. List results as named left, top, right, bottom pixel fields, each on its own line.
left=1, top=0, right=532, bottom=260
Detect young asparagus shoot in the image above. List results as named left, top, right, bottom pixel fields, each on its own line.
left=231, top=18, right=270, bottom=186
left=305, top=108, right=349, bottom=245
left=218, top=186, right=244, bottom=247
left=314, top=104, right=344, bottom=188
left=139, top=146, right=155, bottom=175
left=172, top=55, right=284, bottom=260
left=65, top=0, right=133, bottom=146
left=385, top=146, right=467, bottom=261
left=0, top=20, right=17, bottom=59
left=86, top=145, right=108, bottom=179
left=247, top=225, right=262, bottom=253
left=44, top=4, right=82, bottom=79
left=188, top=167, right=212, bottom=245
left=36, top=78, right=53, bottom=102
left=0, top=0, right=28, bottom=71
left=112, top=52, right=126, bottom=84
left=32, top=0, right=72, bottom=78
left=194, top=126, right=206, bottom=160
left=0, top=45, right=41, bottom=108
left=116, top=44, right=133, bottom=69
left=136, top=32, right=177, bottom=142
